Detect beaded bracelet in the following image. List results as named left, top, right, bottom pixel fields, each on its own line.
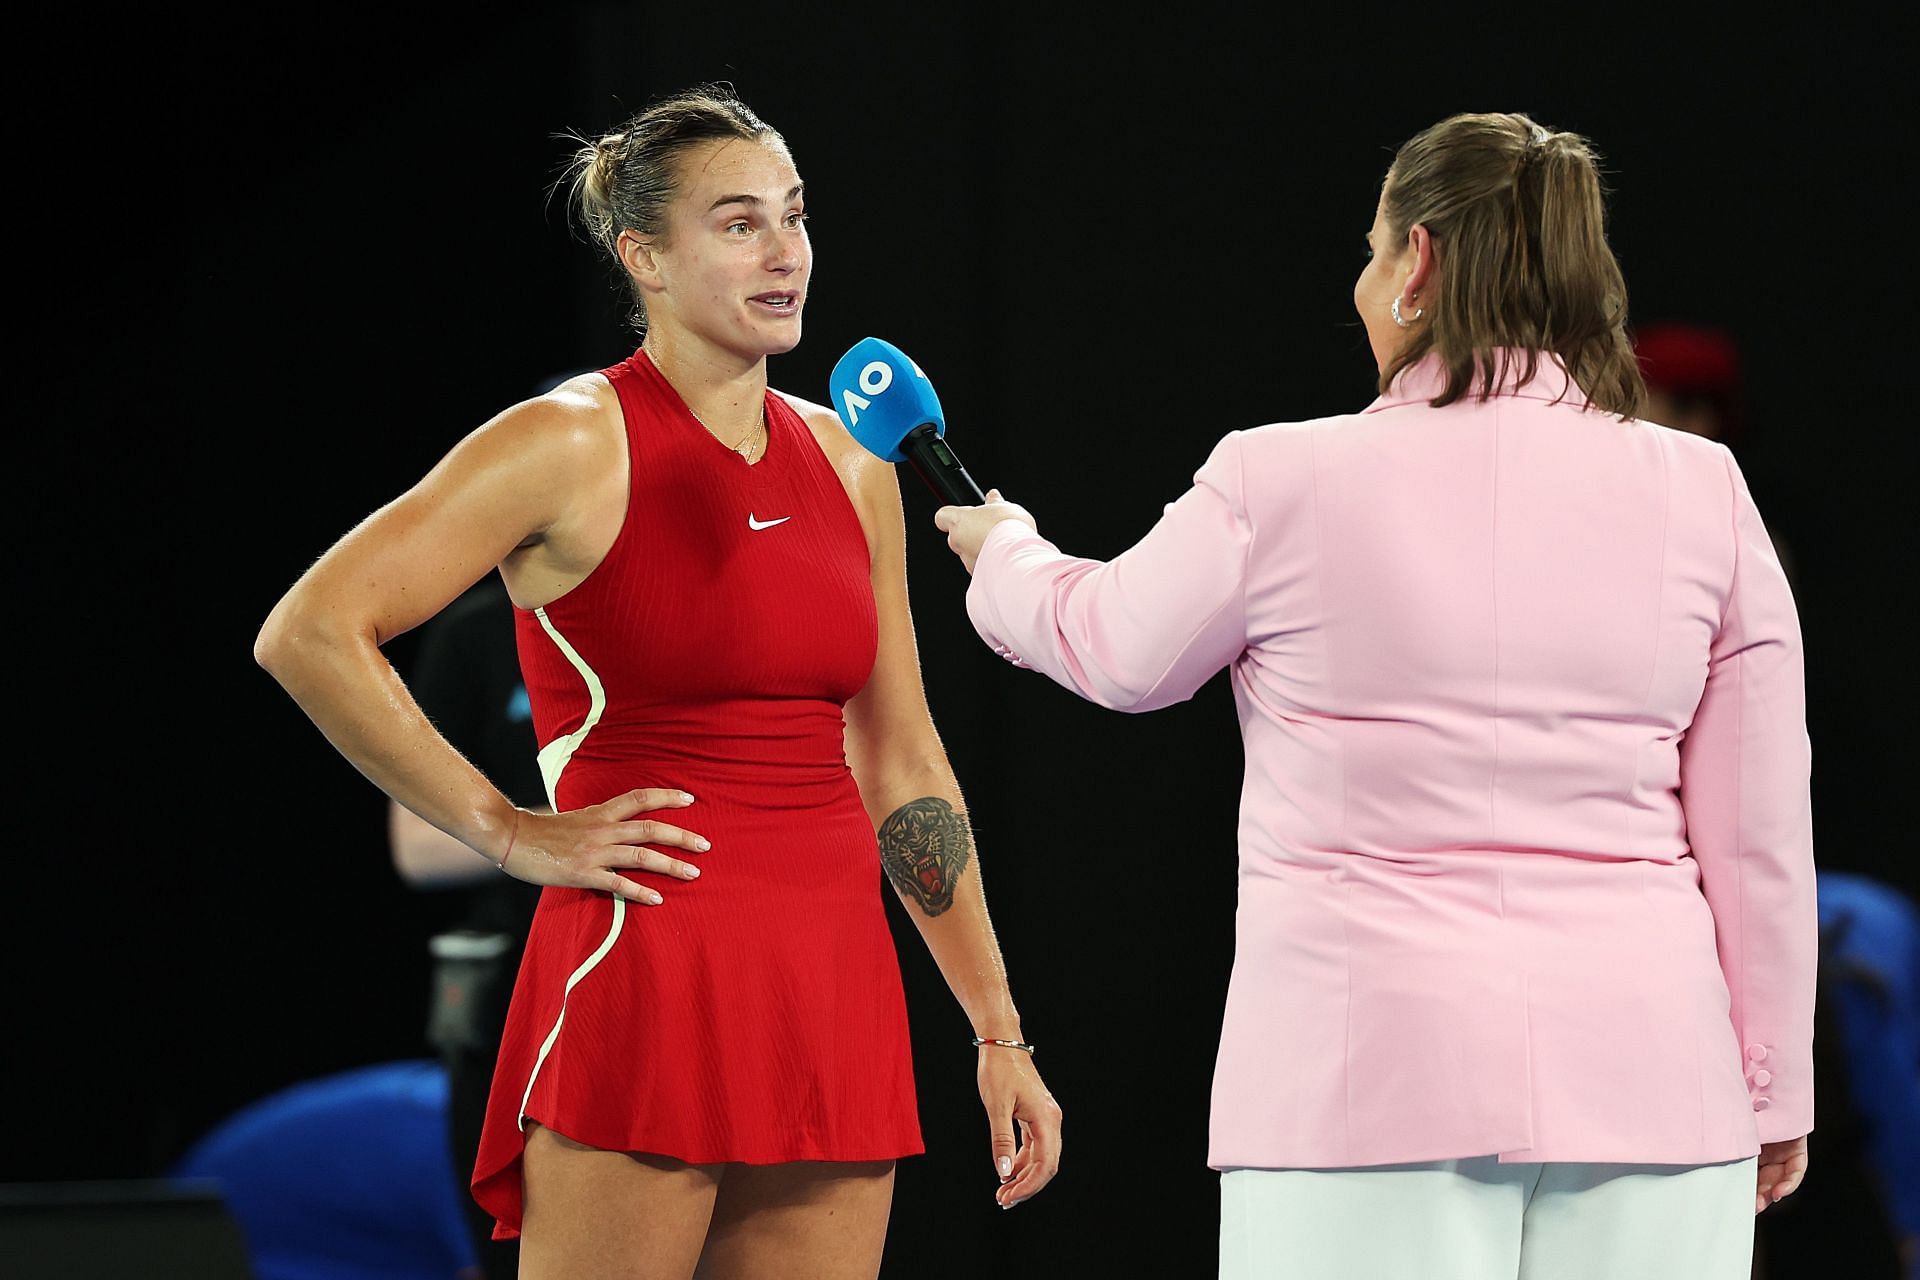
left=972, top=1037, right=1037, bottom=1055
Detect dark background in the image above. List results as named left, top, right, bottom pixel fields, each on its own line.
left=17, top=4, right=1910, bottom=1276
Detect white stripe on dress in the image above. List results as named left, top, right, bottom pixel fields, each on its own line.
left=531, top=606, right=608, bottom=810
left=517, top=607, right=623, bottom=1130
left=518, top=896, right=626, bottom=1130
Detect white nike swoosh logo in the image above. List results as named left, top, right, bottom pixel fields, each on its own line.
left=748, top=514, right=792, bottom=530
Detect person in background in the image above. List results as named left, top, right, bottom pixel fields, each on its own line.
left=1633, top=321, right=1802, bottom=592
left=1756, top=874, right=1920, bottom=1279
left=391, top=575, right=545, bottom=1280
left=1816, top=873, right=1920, bottom=1275
left=1634, top=321, right=1744, bottom=444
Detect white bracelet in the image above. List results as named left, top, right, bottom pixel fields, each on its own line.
left=972, top=1036, right=1036, bottom=1055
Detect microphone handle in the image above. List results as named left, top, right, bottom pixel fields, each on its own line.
left=902, top=423, right=986, bottom=505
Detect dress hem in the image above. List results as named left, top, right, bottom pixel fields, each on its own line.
left=475, top=1108, right=927, bottom=1240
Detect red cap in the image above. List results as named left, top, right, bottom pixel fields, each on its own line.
left=1633, top=322, right=1740, bottom=395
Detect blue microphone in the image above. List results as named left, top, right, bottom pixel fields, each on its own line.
left=830, top=338, right=985, bottom=505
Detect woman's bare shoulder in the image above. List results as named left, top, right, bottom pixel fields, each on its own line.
left=503, top=370, right=621, bottom=443
left=463, top=372, right=624, bottom=481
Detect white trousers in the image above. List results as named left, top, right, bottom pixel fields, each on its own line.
left=1219, top=1156, right=1757, bottom=1280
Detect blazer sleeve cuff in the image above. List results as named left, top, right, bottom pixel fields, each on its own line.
left=1741, top=1034, right=1814, bottom=1143
left=966, top=520, right=1051, bottom=668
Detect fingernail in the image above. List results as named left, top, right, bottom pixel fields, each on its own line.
left=685, top=865, right=700, bottom=878
left=647, top=891, right=663, bottom=905
left=696, top=838, right=712, bottom=851
left=680, top=792, right=696, bottom=803
left=998, top=1157, right=1012, bottom=1179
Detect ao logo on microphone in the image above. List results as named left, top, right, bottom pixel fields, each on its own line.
left=838, top=360, right=892, bottom=427
left=830, top=337, right=946, bottom=463
left=838, top=355, right=927, bottom=427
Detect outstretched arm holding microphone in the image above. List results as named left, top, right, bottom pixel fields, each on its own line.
left=832, top=337, right=1241, bottom=708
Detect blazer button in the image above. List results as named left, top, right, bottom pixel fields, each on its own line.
left=1747, top=1044, right=1767, bottom=1062
left=1752, top=1069, right=1772, bottom=1087
left=1752, top=1097, right=1770, bottom=1111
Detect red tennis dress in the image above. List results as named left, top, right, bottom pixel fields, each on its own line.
left=471, top=349, right=923, bottom=1239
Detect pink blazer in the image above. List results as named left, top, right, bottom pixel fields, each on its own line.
left=966, top=351, right=1815, bottom=1169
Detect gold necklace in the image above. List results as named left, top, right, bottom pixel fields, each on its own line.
left=644, top=344, right=766, bottom=462
left=681, top=398, right=766, bottom=463
left=672, top=397, right=760, bottom=468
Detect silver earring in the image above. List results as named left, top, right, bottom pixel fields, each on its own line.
left=1391, top=294, right=1424, bottom=328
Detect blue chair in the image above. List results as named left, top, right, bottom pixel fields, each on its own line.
left=173, top=1060, right=476, bottom=1280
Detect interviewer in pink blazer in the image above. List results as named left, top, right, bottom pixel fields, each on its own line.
left=936, top=112, right=1813, bottom=1280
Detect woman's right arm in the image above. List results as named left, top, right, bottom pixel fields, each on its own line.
left=253, top=393, right=705, bottom=904
left=953, top=431, right=1253, bottom=713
